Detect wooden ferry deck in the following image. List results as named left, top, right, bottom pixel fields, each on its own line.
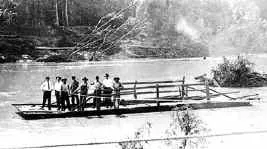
left=13, top=100, right=252, bottom=120
left=13, top=78, right=256, bottom=120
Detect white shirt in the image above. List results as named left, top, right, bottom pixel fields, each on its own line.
left=61, top=83, right=69, bottom=92
left=40, top=80, right=53, bottom=91
left=88, top=84, right=96, bottom=94
left=54, top=81, right=62, bottom=91
left=103, top=78, right=113, bottom=88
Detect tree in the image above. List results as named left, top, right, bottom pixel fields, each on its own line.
left=0, top=0, right=17, bottom=25
left=165, top=108, right=206, bottom=149
left=55, top=0, right=59, bottom=26
left=65, top=0, right=68, bottom=26
left=118, top=122, right=152, bottom=149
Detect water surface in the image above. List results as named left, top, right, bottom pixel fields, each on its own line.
left=1, top=56, right=267, bottom=148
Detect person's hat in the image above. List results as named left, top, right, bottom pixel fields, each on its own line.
left=62, top=78, right=67, bottom=81
left=45, top=76, right=50, bottom=80
left=82, top=77, right=88, bottom=81
left=114, top=77, right=120, bottom=80
left=104, top=73, right=109, bottom=77
left=56, top=76, right=61, bottom=79
left=72, top=76, right=76, bottom=79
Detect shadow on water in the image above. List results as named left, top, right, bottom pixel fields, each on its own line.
left=86, top=114, right=127, bottom=119
left=86, top=115, right=104, bottom=119
left=116, top=114, right=127, bottom=118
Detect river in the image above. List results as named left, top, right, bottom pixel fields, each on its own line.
left=1, top=55, right=267, bottom=149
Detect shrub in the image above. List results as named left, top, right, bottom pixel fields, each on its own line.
left=212, top=56, right=267, bottom=87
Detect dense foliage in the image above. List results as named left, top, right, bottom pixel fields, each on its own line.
left=1, top=0, right=267, bottom=62
left=212, top=56, right=267, bottom=87
left=0, top=36, right=38, bottom=63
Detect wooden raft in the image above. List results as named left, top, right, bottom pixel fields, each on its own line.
left=13, top=77, right=254, bottom=120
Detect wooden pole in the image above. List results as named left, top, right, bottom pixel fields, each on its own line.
left=134, top=80, right=137, bottom=99
left=156, top=84, right=160, bottom=107
left=205, top=79, right=210, bottom=101
left=182, top=76, right=185, bottom=99
left=209, top=88, right=235, bottom=100
left=179, top=87, right=181, bottom=97
left=185, top=86, right=188, bottom=97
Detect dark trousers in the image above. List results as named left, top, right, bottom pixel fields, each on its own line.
left=80, top=95, right=86, bottom=111
left=114, top=90, right=120, bottom=109
left=93, top=89, right=101, bottom=110
left=61, top=91, right=71, bottom=111
left=103, top=87, right=112, bottom=107
left=42, top=91, right=51, bottom=110
left=55, top=91, right=61, bottom=109
left=71, top=95, right=79, bottom=106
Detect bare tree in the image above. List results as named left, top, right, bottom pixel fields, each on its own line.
left=55, top=0, right=59, bottom=26
left=65, top=0, right=69, bottom=26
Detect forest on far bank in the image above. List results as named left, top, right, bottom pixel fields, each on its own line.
left=1, top=0, right=267, bottom=62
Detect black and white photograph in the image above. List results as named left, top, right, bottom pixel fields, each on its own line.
left=1, top=0, right=267, bottom=148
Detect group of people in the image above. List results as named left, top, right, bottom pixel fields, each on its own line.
left=40, top=73, right=123, bottom=111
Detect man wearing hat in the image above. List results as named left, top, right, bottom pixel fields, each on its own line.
left=93, top=76, right=102, bottom=110
left=113, top=77, right=123, bottom=109
left=79, top=77, right=89, bottom=111
left=40, top=76, right=53, bottom=110
left=102, top=73, right=113, bottom=108
left=54, top=76, right=62, bottom=110
left=60, top=78, right=71, bottom=111
left=70, top=76, right=79, bottom=106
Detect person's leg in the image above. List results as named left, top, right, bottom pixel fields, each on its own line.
left=103, top=88, right=107, bottom=107
left=96, top=90, right=101, bottom=110
left=55, top=91, right=59, bottom=107
left=48, top=91, right=51, bottom=110
left=65, top=94, right=71, bottom=111
left=108, top=88, right=113, bottom=107
left=117, top=93, right=120, bottom=109
left=61, top=93, right=66, bottom=111
left=92, top=90, right=97, bottom=108
left=75, top=95, right=79, bottom=106
left=77, top=96, right=81, bottom=111
left=71, top=95, right=75, bottom=105
left=42, top=91, right=47, bottom=108
left=81, top=96, right=85, bottom=111
left=79, top=96, right=83, bottom=111
left=56, top=91, right=61, bottom=110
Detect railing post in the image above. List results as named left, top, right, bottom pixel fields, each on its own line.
left=182, top=76, right=185, bottom=99
left=156, top=84, right=160, bottom=107
left=205, top=79, right=210, bottom=101
left=185, top=86, right=188, bottom=97
left=134, top=80, right=137, bottom=99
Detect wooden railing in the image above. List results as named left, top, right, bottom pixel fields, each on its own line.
left=73, top=77, right=241, bottom=111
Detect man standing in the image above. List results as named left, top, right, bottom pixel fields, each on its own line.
left=102, top=73, right=113, bottom=108
left=113, top=77, right=123, bottom=109
left=40, top=76, right=53, bottom=110
left=93, top=76, right=102, bottom=109
left=70, top=76, right=79, bottom=106
left=79, top=77, right=89, bottom=111
left=60, top=78, right=71, bottom=111
left=54, top=76, right=62, bottom=110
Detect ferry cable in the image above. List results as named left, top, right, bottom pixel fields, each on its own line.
left=7, top=129, right=267, bottom=149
